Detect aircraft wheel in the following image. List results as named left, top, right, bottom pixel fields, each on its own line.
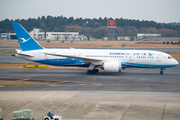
left=160, top=71, right=163, bottom=75
left=94, top=69, right=99, bottom=73
left=87, top=70, right=92, bottom=74
left=91, top=70, right=96, bottom=74
left=92, top=69, right=99, bottom=74
left=87, top=69, right=99, bottom=74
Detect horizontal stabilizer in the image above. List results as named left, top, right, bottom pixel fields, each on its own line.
left=11, top=52, right=34, bottom=57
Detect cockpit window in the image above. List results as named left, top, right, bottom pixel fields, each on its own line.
left=168, top=56, right=172, bottom=59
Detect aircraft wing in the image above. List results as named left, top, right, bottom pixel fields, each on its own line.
left=45, top=53, right=103, bottom=65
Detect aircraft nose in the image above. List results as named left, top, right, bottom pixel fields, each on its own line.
left=174, top=59, right=179, bottom=65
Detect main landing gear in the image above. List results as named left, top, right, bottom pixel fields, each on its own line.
left=87, top=69, right=99, bottom=74
left=160, top=68, right=166, bottom=75
left=87, top=64, right=99, bottom=74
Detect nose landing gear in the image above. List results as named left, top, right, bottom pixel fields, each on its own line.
left=160, top=68, right=166, bottom=75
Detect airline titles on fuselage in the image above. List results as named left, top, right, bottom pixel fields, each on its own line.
left=109, top=52, right=129, bottom=55
left=109, top=52, right=153, bottom=56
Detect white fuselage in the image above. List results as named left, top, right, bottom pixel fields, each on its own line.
left=15, top=48, right=178, bottom=69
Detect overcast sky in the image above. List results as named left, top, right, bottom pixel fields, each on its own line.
left=0, top=0, right=180, bottom=23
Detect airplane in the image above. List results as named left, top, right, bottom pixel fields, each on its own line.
left=11, top=22, right=179, bottom=75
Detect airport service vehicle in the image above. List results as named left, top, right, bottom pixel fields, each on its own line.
left=11, top=109, right=34, bottom=120
left=43, top=114, right=62, bottom=120
left=11, top=22, right=179, bottom=75
left=0, top=108, right=3, bottom=120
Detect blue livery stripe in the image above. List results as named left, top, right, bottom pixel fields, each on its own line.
left=35, top=59, right=178, bottom=68
left=34, top=59, right=90, bottom=67
left=122, top=62, right=178, bottom=68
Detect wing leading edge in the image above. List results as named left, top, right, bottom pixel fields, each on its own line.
left=45, top=52, right=103, bottom=65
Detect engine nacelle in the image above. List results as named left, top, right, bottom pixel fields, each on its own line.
left=103, top=61, right=122, bottom=73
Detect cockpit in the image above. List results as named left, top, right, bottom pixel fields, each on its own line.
left=168, top=56, right=172, bottom=59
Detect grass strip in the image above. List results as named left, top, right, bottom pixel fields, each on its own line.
left=0, top=80, right=47, bottom=86
left=169, top=51, right=180, bottom=59
left=0, top=63, right=88, bottom=69
left=0, top=49, right=16, bottom=53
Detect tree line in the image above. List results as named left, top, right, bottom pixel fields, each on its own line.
left=0, top=15, right=180, bottom=39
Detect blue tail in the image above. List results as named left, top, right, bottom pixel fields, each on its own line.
left=12, top=22, right=43, bottom=51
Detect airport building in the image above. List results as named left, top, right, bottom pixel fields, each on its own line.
left=0, top=33, right=17, bottom=40
left=1, top=28, right=88, bottom=40
left=137, top=34, right=161, bottom=40
left=46, top=32, right=87, bottom=40
left=29, top=28, right=45, bottom=40
left=117, top=36, right=132, bottom=41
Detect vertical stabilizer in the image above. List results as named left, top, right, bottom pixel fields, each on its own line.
left=12, top=22, right=43, bottom=51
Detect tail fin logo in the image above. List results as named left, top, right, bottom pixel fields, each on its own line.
left=20, top=38, right=30, bottom=43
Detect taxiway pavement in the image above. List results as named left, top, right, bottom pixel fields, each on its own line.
left=0, top=63, right=180, bottom=120
left=0, top=91, right=180, bottom=120
left=0, top=64, right=180, bottom=92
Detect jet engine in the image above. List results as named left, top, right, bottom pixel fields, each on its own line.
left=103, top=61, right=122, bottom=72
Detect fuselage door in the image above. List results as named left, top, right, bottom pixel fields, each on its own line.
left=157, top=54, right=161, bottom=62
left=129, top=54, right=133, bottom=61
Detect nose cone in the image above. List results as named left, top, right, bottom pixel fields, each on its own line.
left=174, top=59, right=179, bottom=66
